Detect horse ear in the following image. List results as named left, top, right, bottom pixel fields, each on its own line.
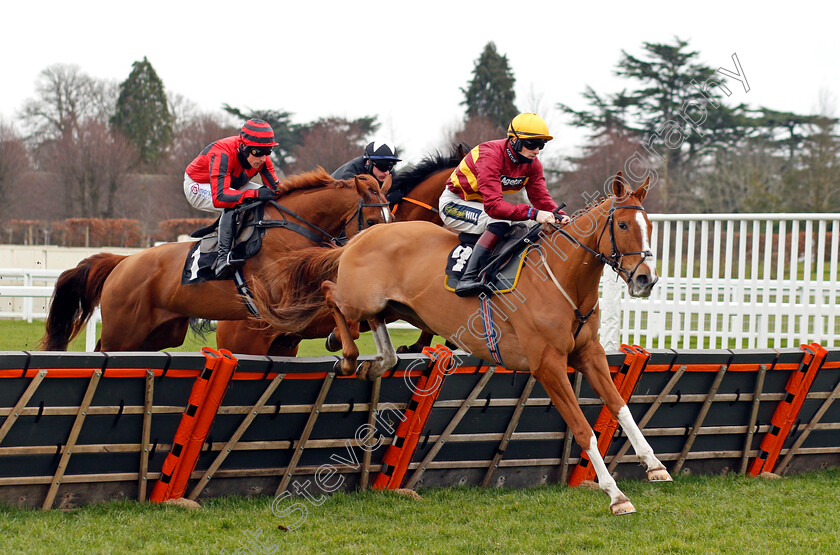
left=380, top=174, right=392, bottom=197
left=611, top=171, right=631, bottom=200
left=634, top=176, right=650, bottom=204
left=456, top=142, right=470, bottom=159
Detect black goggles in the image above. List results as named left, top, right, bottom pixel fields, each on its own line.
left=372, top=160, right=396, bottom=172
left=520, top=138, right=547, bottom=150
left=249, top=147, right=273, bottom=157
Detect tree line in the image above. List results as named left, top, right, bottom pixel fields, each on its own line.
left=0, top=39, right=837, bottom=247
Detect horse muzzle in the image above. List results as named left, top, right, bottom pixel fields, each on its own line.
left=628, top=272, right=658, bottom=298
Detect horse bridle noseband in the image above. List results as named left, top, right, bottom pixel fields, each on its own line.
left=552, top=200, right=653, bottom=282
left=348, top=198, right=391, bottom=242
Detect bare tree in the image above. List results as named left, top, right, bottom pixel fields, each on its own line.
left=44, top=120, right=136, bottom=218
left=287, top=117, right=374, bottom=175
left=695, top=138, right=785, bottom=213
left=555, top=129, right=643, bottom=213
left=0, top=122, right=31, bottom=224
left=447, top=116, right=497, bottom=154
left=18, top=64, right=112, bottom=149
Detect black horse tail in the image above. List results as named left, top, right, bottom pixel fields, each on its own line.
left=38, top=253, right=128, bottom=351
left=251, top=246, right=344, bottom=335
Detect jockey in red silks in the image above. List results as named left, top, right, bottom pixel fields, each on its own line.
left=184, top=118, right=280, bottom=279
left=438, top=112, right=571, bottom=296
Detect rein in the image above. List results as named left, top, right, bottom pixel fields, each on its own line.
left=257, top=197, right=389, bottom=247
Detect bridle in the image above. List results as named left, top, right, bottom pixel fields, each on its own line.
left=343, top=197, right=392, bottom=243
left=551, top=198, right=653, bottom=282
left=537, top=198, right=654, bottom=338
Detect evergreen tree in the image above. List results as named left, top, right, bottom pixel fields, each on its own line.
left=111, top=57, right=173, bottom=168
left=559, top=37, right=757, bottom=211
left=461, top=42, right=518, bottom=133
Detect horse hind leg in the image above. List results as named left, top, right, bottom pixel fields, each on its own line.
left=140, top=318, right=189, bottom=351
left=396, top=330, right=434, bottom=354
left=356, top=317, right=397, bottom=381
left=322, top=281, right=359, bottom=376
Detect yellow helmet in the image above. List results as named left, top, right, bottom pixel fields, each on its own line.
left=507, top=112, right=553, bottom=141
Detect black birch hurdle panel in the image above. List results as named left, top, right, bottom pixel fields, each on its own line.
left=0, top=345, right=838, bottom=509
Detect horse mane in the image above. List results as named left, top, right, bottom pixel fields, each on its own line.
left=390, top=143, right=469, bottom=197
left=274, top=166, right=354, bottom=197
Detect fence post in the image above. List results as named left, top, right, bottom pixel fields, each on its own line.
left=599, top=274, right=622, bottom=350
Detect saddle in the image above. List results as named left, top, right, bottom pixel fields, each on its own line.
left=444, top=223, right=543, bottom=294
left=181, top=202, right=266, bottom=284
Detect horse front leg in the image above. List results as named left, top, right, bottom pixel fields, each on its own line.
left=570, top=340, right=672, bottom=482
left=530, top=344, right=635, bottom=515
left=356, top=317, right=397, bottom=381
left=321, top=280, right=358, bottom=376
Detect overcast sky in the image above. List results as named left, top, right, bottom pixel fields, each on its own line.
left=1, top=1, right=838, bottom=163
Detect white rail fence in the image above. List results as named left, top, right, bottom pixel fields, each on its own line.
left=600, top=213, right=840, bottom=349
left=2, top=213, right=839, bottom=352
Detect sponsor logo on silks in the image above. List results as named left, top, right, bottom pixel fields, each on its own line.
left=442, top=203, right=481, bottom=225
left=190, top=184, right=199, bottom=194
left=500, top=175, right=527, bottom=190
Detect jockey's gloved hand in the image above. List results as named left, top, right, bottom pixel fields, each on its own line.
left=256, top=187, right=275, bottom=201
left=536, top=210, right=557, bottom=225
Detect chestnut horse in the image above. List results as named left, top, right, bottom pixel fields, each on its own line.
left=251, top=173, right=671, bottom=514
left=215, top=144, right=468, bottom=356
left=39, top=169, right=392, bottom=352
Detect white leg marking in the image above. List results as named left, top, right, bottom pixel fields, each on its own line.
left=371, top=323, right=398, bottom=370
left=617, top=405, right=659, bottom=468
left=586, top=436, right=627, bottom=507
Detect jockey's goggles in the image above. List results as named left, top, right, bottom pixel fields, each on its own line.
left=520, top=138, right=547, bottom=151
left=372, top=160, right=397, bottom=172
left=249, top=147, right=273, bottom=157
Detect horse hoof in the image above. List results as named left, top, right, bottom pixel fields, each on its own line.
left=334, top=358, right=355, bottom=377
left=647, top=468, right=673, bottom=482
left=396, top=344, right=421, bottom=354
left=325, top=332, right=342, bottom=352
left=610, top=500, right=636, bottom=515
left=356, top=361, right=372, bottom=381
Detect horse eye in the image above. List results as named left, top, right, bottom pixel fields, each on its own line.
left=618, top=221, right=629, bottom=230
left=366, top=219, right=376, bottom=227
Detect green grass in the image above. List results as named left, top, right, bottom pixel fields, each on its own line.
left=0, top=319, right=442, bottom=356
left=3, top=321, right=839, bottom=552
left=0, top=471, right=838, bottom=553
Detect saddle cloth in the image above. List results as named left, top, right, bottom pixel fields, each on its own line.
left=181, top=203, right=265, bottom=284
left=444, top=223, right=541, bottom=294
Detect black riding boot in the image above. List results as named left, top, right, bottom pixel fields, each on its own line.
left=213, top=209, right=236, bottom=279
left=454, top=228, right=502, bottom=297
